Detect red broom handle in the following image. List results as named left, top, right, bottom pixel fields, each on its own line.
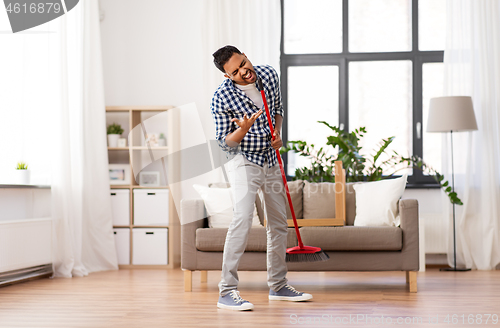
left=259, top=85, right=304, bottom=249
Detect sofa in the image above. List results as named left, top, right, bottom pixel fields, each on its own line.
left=181, top=181, right=419, bottom=293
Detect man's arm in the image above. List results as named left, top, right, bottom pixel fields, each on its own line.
left=211, top=94, right=237, bottom=152
left=272, top=67, right=284, bottom=118
left=271, top=64, right=284, bottom=150
left=271, top=114, right=283, bottom=150
left=274, top=114, right=283, bottom=135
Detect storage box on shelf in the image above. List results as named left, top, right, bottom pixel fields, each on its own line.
left=106, top=106, right=180, bottom=269
left=132, top=228, right=168, bottom=265
left=133, top=189, right=169, bottom=226
left=113, top=228, right=130, bottom=265
left=110, top=189, right=130, bottom=226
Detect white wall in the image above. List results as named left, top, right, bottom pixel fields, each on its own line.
left=99, top=0, right=215, bottom=144
left=99, top=0, right=448, bottom=253
left=100, top=0, right=205, bottom=113
left=100, top=0, right=216, bottom=203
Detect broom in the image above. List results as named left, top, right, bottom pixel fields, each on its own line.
left=257, top=77, right=329, bottom=263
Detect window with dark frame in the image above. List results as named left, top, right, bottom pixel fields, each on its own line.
left=280, top=0, right=446, bottom=188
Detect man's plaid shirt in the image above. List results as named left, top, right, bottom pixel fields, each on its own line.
left=210, top=65, right=283, bottom=167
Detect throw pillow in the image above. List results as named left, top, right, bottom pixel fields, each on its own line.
left=353, top=174, right=408, bottom=227
left=209, top=182, right=266, bottom=225
left=193, top=184, right=262, bottom=228
left=302, top=180, right=336, bottom=219
left=285, top=180, right=304, bottom=220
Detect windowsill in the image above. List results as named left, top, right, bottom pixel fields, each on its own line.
left=0, top=184, right=51, bottom=189
left=405, top=183, right=441, bottom=189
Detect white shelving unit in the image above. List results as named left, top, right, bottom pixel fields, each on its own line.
left=106, top=106, right=180, bottom=269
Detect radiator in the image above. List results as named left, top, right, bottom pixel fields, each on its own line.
left=0, top=218, right=52, bottom=274
left=420, top=213, right=448, bottom=254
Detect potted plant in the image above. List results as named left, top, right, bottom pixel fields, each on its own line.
left=281, top=121, right=462, bottom=205
left=14, top=161, right=30, bottom=185
left=158, top=133, right=166, bottom=147
left=107, top=123, right=124, bottom=147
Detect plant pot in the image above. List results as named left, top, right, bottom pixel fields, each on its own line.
left=158, top=139, right=166, bottom=147
left=13, top=170, right=30, bottom=185
left=108, top=134, right=120, bottom=147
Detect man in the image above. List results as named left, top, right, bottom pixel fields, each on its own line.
left=210, top=45, right=312, bottom=311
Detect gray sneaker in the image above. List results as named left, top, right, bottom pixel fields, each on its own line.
left=269, top=284, right=313, bottom=301
left=217, top=290, right=254, bottom=311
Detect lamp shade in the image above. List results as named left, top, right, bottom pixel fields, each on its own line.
left=427, top=96, right=478, bottom=132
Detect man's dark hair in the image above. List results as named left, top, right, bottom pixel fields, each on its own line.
left=213, top=45, right=241, bottom=74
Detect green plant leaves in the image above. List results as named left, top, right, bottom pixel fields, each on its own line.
left=373, top=137, right=395, bottom=164
left=107, top=123, right=124, bottom=135
left=16, top=161, right=28, bottom=170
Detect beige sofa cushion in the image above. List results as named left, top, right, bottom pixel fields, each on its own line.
left=285, top=180, right=304, bottom=220
left=299, top=226, right=402, bottom=251
left=345, top=182, right=357, bottom=225
left=196, top=227, right=298, bottom=252
left=297, top=180, right=360, bottom=224
left=302, top=181, right=336, bottom=219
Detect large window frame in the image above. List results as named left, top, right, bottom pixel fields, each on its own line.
left=280, top=0, right=444, bottom=187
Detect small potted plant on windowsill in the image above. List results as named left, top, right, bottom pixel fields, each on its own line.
left=14, top=161, right=30, bottom=185
left=107, top=123, right=124, bottom=148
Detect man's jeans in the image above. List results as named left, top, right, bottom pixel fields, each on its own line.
left=218, top=154, right=288, bottom=296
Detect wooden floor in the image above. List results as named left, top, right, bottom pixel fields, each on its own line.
left=0, top=268, right=499, bottom=328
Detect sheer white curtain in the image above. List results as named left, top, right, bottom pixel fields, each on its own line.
left=200, top=0, right=281, bottom=177
left=442, top=0, right=500, bottom=270
left=51, top=0, right=118, bottom=277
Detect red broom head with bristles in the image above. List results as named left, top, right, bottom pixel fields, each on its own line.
left=286, top=245, right=330, bottom=263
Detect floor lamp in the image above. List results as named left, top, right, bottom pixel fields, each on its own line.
left=427, top=96, right=478, bottom=271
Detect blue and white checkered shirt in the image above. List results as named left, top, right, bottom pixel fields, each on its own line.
left=211, top=65, right=283, bottom=167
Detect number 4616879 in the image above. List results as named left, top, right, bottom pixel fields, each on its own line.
left=444, top=314, right=498, bottom=324
left=6, top=2, right=62, bottom=14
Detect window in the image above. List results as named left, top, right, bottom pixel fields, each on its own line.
left=287, top=66, right=339, bottom=173
left=281, top=0, right=446, bottom=186
left=0, top=11, right=59, bottom=185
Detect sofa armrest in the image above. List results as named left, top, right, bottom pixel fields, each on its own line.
left=181, top=198, right=207, bottom=270
left=399, top=199, right=419, bottom=270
